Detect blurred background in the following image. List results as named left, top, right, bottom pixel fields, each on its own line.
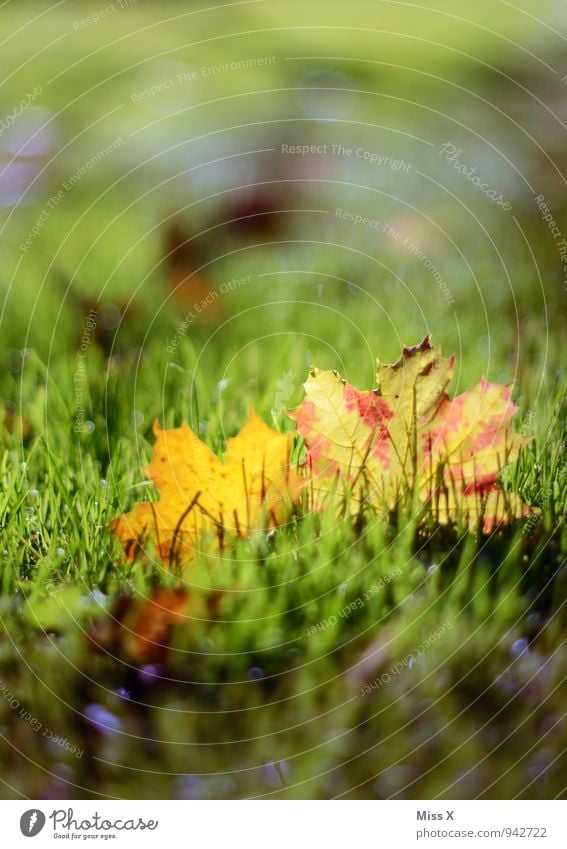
left=0, top=0, right=565, bottom=401
left=0, top=0, right=566, bottom=801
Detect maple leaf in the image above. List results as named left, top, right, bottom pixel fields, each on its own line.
left=290, top=336, right=532, bottom=531
left=111, top=409, right=301, bottom=566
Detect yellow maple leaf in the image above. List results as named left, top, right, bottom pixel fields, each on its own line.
left=290, top=337, right=533, bottom=531
left=111, top=409, right=301, bottom=566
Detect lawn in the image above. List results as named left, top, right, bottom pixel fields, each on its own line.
left=0, top=0, right=565, bottom=799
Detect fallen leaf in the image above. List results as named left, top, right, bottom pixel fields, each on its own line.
left=88, top=589, right=205, bottom=663
left=2, top=402, right=31, bottom=444
left=111, top=409, right=301, bottom=566
left=290, top=336, right=532, bottom=531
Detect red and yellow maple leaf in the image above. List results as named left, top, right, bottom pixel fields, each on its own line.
left=111, top=408, right=301, bottom=566
left=290, top=337, right=532, bottom=530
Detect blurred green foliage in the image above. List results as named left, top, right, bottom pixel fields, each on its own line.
left=0, top=0, right=565, bottom=799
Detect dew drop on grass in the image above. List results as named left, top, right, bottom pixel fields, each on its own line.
left=132, top=411, right=144, bottom=427
left=56, top=547, right=65, bottom=557
left=83, top=421, right=95, bottom=434
left=100, top=479, right=107, bottom=488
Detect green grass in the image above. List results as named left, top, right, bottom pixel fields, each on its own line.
left=0, top=265, right=564, bottom=799
left=0, top=0, right=565, bottom=800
